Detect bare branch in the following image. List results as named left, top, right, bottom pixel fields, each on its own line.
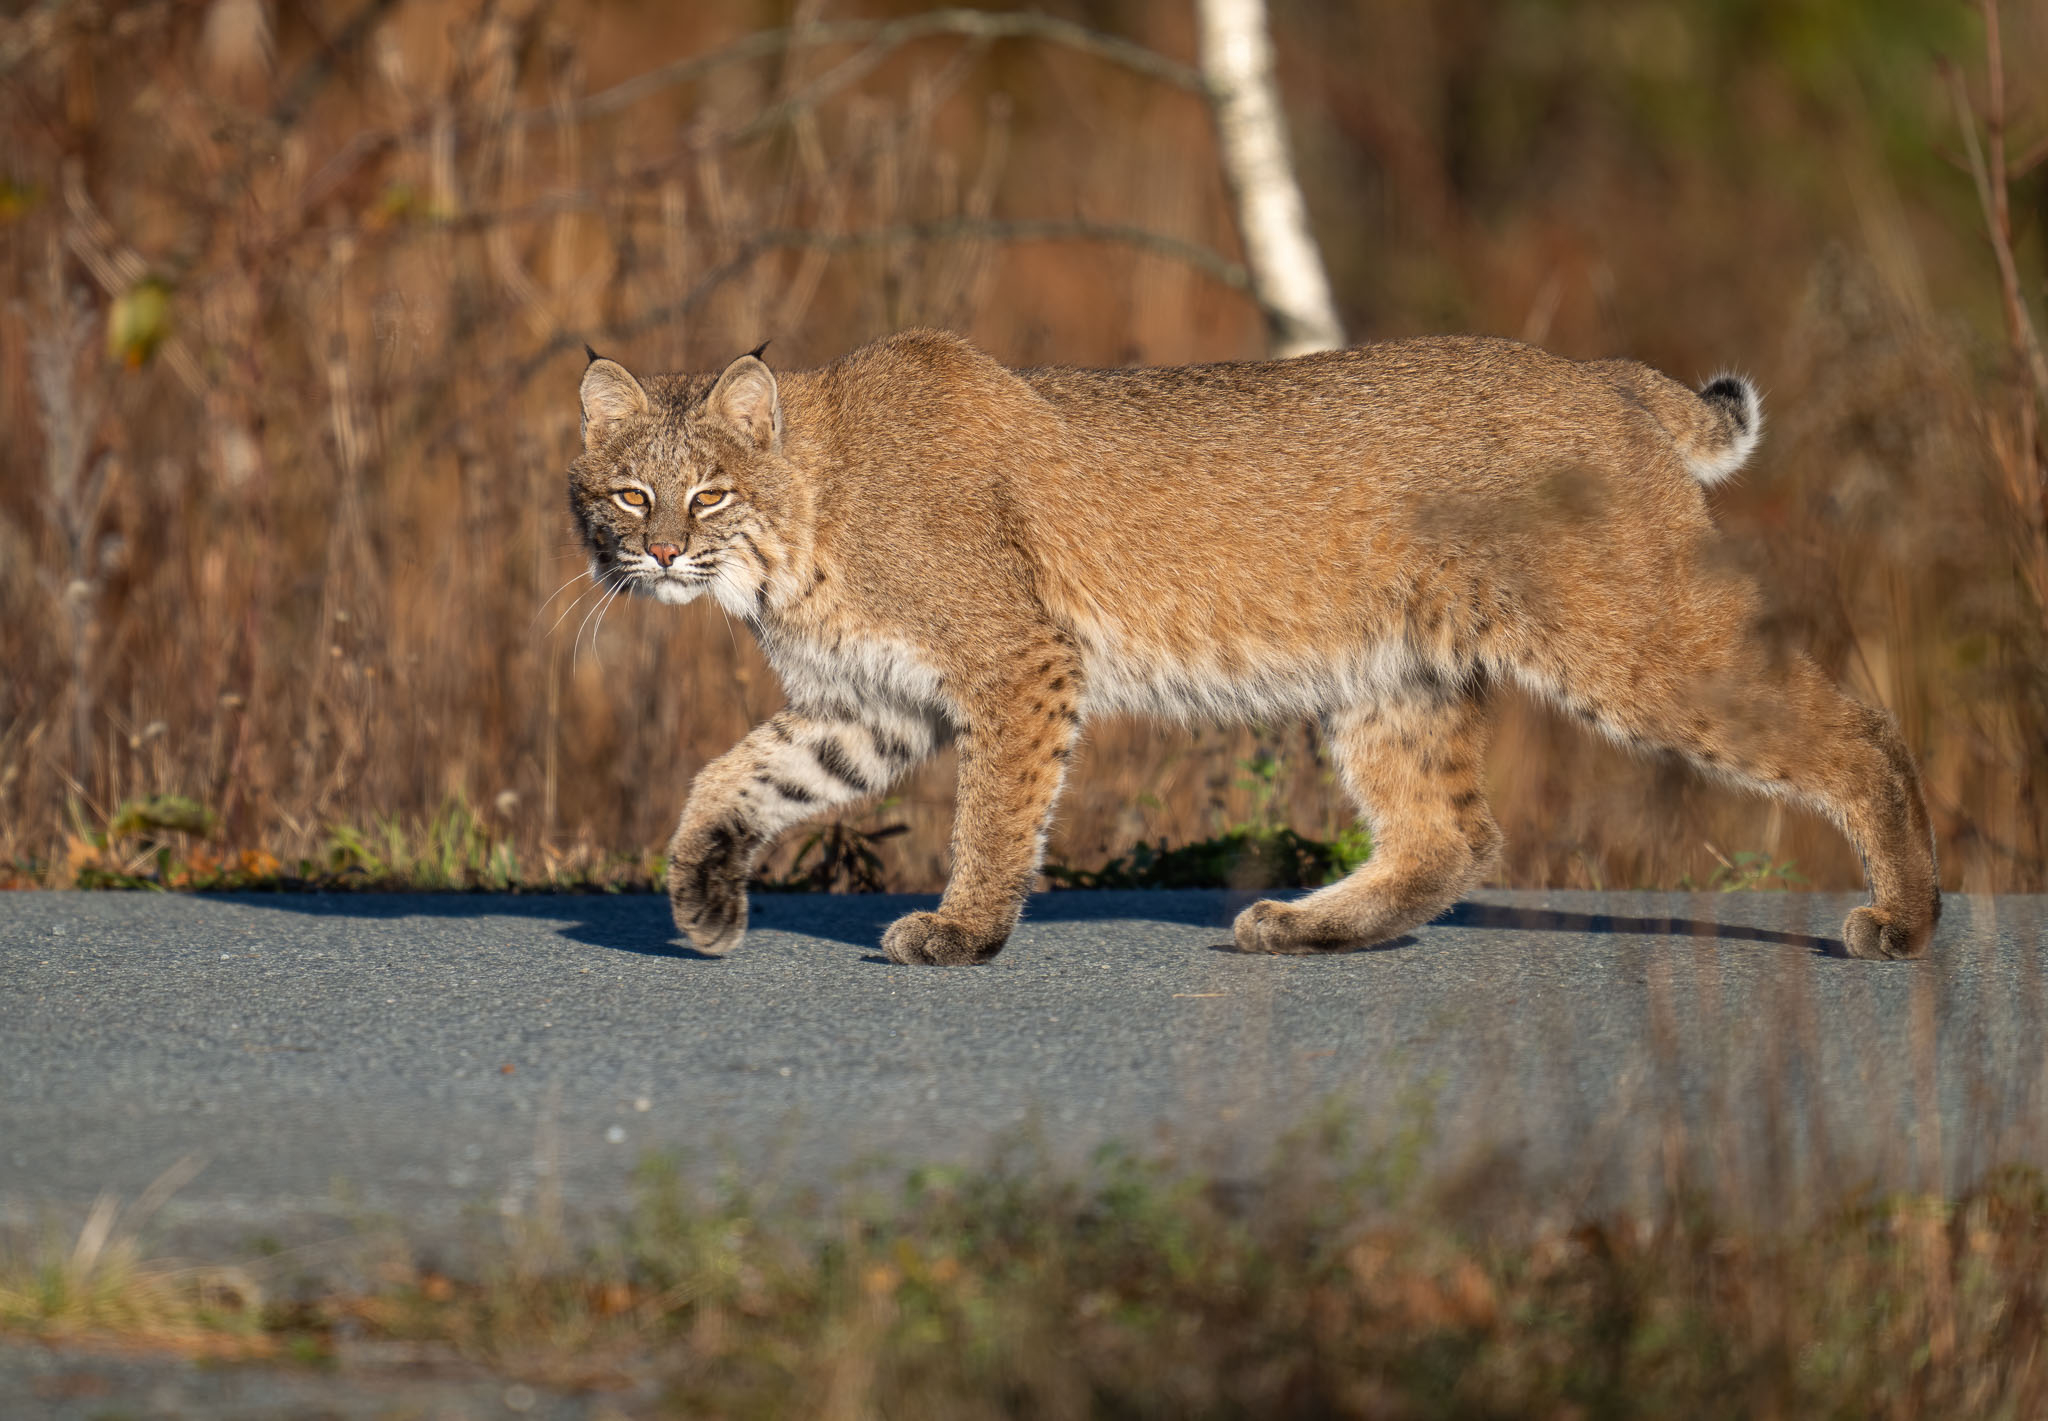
left=1983, top=0, right=2013, bottom=269
left=271, top=0, right=404, bottom=128
left=549, top=9, right=1204, bottom=131
left=1944, top=53, right=2048, bottom=405
left=492, top=216, right=1257, bottom=400
left=2012, top=129, right=2048, bottom=179
left=326, top=13, right=1198, bottom=195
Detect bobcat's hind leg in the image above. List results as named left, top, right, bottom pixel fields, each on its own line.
left=1236, top=684, right=1500, bottom=955
left=669, top=704, right=940, bottom=954
left=1548, top=641, right=1938, bottom=960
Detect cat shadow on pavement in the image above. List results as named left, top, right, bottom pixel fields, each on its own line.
left=219, top=888, right=1842, bottom=958
left=216, top=891, right=713, bottom=958
left=1435, top=900, right=1843, bottom=956
left=225, top=888, right=1245, bottom=957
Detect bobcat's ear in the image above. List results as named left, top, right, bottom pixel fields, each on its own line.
left=579, top=355, right=649, bottom=451
left=708, top=354, right=780, bottom=450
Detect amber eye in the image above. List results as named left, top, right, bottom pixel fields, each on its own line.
left=613, top=489, right=649, bottom=511
left=692, top=490, right=728, bottom=511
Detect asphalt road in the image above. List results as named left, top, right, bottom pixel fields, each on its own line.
left=3, top=889, right=2045, bottom=1269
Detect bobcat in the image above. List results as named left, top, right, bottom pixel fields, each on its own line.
left=566, top=330, right=1939, bottom=965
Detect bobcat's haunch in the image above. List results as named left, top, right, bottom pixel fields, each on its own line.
left=565, top=330, right=1939, bottom=965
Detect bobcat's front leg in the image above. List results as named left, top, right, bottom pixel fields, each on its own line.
left=882, top=657, right=1082, bottom=966
left=669, top=705, right=937, bottom=954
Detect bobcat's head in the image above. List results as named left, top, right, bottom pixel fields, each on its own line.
left=567, top=348, right=791, bottom=617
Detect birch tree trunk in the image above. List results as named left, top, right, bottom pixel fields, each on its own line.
left=1196, top=0, right=1345, bottom=357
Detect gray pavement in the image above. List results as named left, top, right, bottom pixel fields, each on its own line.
left=3, top=889, right=2045, bottom=1271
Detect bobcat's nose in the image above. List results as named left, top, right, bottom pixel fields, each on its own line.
left=647, top=542, right=683, bottom=568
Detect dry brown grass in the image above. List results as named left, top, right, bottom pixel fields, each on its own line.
left=0, top=1156, right=267, bottom=1349
left=1, top=0, right=2044, bottom=893
left=6, top=1122, right=2047, bottom=1415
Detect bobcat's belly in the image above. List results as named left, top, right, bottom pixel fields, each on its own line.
left=1077, top=635, right=1427, bottom=725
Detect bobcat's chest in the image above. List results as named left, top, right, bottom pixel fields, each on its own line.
left=757, top=625, right=949, bottom=718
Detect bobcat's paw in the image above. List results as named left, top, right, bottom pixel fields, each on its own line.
left=1234, top=900, right=1313, bottom=954
left=667, top=828, right=752, bottom=956
left=881, top=912, right=1008, bottom=966
left=1231, top=899, right=1372, bottom=954
left=1842, top=905, right=1932, bottom=961
left=670, top=882, right=747, bottom=956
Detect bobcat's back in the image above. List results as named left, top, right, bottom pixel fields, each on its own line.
left=954, top=335, right=1750, bottom=721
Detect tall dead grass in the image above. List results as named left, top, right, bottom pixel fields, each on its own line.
left=0, top=0, right=2043, bottom=892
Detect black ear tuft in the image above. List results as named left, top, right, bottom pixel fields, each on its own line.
left=583, top=342, right=601, bottom=366
left=746, top=339, right=771, bottom=363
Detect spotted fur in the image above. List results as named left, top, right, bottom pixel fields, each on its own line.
left=566, top=332, right=1938, bottom=965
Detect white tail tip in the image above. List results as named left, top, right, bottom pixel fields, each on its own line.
left=1687, top=373, right=1763, bottom=485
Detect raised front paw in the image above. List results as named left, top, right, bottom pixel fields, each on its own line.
left=881, top=911, right=1009, bottom=966
left=668, top=827, right=752, bottom=956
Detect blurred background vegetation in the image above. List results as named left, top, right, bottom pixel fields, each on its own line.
left=1, top=0, right=2044, bottom=894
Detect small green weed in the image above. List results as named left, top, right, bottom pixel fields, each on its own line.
left=323, top=800, right=522, bottom=890
left=1678, top=844, right=1810, bottom=893
left=1046, top=741, right=1372, bottom=890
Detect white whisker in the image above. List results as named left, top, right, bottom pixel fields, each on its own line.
left=586, top=573, right=634, bottom=663
left=573, top=573, right=633, bottom=670
left=542, top=569, right=622, bottom=642
left=532, top=568, right=600, bottom=630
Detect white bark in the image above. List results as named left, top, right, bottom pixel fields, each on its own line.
left=1196, top=0, right=1345, bottom=357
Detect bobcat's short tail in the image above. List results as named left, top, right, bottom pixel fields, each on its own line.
left=1682, top=374, right=1763, bottom=486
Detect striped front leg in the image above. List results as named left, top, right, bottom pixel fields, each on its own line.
left=666, top=705, right=940, bottom=954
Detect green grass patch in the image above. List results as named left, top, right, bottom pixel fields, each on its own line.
left=6, top=786, right=1383, bottom=894
left=3, top=795, right=663, bottom=894
left=1044, top=748, right=1374, bottom=890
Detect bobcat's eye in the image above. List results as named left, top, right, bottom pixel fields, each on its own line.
left=692, top=490, right=729, bottom=512
left=613, top=489, right=650, bottom=513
